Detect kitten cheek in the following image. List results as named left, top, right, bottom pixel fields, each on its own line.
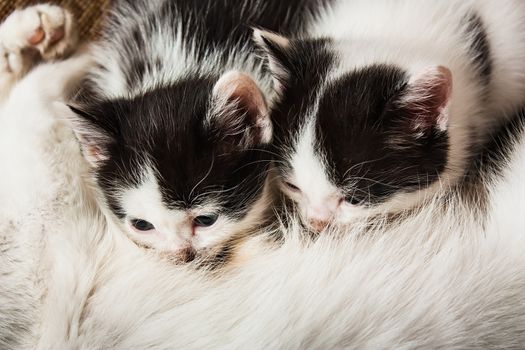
left=337, top=203, right=370, bottom=224
left=340, top=201, right=355, bottom=209
left=297, top=205, right=310, bottom=224
left=336, top=203, right=354, bottom=221
left=194, top=220, right=230, bottom=242
left=194, top=219, right=223, bottom=235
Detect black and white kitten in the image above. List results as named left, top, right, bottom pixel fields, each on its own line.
left=256, top=0, right=525, bottom=232
left=69, top=0, right=327, bottom=259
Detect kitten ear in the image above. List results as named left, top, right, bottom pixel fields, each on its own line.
left=398, top=66, right=452, bottom=132
left=253, top=29, right=291, bottom=94
left=208, top=70, right=271, bottom=148
left=67, top=105, right=115, bottom=166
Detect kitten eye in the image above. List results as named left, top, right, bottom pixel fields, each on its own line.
left=283, top=181, right=301, bottom=192
left=346, top=197, right=364, bottom=205
left=130, top=219, right=155, bottom=231
left=193, top=214, right=219, bottom=227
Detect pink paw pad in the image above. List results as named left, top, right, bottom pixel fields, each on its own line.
left=28, top=27, right=45, bottom=46
left=27, top=25, right=65, bottom=47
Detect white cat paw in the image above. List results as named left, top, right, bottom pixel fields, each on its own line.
left=0, top=4, right=78, bottom=62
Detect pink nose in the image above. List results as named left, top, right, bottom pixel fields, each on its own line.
left=306, top=202, right=339, bottom=232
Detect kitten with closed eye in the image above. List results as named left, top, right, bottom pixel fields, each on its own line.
left=255, top=0, right=525, bottom=232
left=69, top=0, right=327, bottom=262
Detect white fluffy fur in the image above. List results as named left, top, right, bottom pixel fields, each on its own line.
left=2, top=3, right=525, bottom=349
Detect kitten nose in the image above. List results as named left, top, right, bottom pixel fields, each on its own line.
left=306, top=207, right=334, bottom=232
left=306, top=198, right=341, bottom=232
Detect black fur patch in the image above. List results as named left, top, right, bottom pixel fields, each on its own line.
left=317, top=65, right=449, bottom=205
left=75, top=78, right=271, bottom=220
left=464, top=12, right=492, bottom=84
left=268, top=38, right=337, bottom=142
left=155, top=0, right=332, bottom=53
left=270, top=40, right=449, bottom=206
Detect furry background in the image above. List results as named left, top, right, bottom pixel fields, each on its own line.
left=0, top=0, right=109, bottom=40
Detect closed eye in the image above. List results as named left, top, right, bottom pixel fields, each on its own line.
left=345, top=196, right=364, bottom=205
left=283, top=181, right=301, bottom=192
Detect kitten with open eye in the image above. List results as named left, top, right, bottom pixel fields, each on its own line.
left=255, top=0, right=525, bottom=232
left=69, top=0, right=328, bottom=262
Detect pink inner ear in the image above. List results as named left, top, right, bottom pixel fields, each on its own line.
left=86, top=145, right=108, bottom=163
left=402, top=66, right=452, bottom=131
left=211, top=71, right=272, bottom=145
left=214, top=71, right=267, bottom=118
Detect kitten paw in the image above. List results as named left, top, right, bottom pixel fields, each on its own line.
left=0, top=43, right=32, bottom=80
left=0, top=4, right=78, bottom=62
left=0, top=45, right=19, bottom=98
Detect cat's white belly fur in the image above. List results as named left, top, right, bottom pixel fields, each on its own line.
left=1, top=56, right=525, bottom=349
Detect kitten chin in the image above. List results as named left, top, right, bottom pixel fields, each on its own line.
left=144, top=210, right=278, bottom=270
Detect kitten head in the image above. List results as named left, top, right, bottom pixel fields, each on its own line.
left=70, top=71, right=273, bottom=260
left=255, top=30, right=451, bottom=232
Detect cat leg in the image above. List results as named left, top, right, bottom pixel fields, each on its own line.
left=0, top=4, right=78, bottom=99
